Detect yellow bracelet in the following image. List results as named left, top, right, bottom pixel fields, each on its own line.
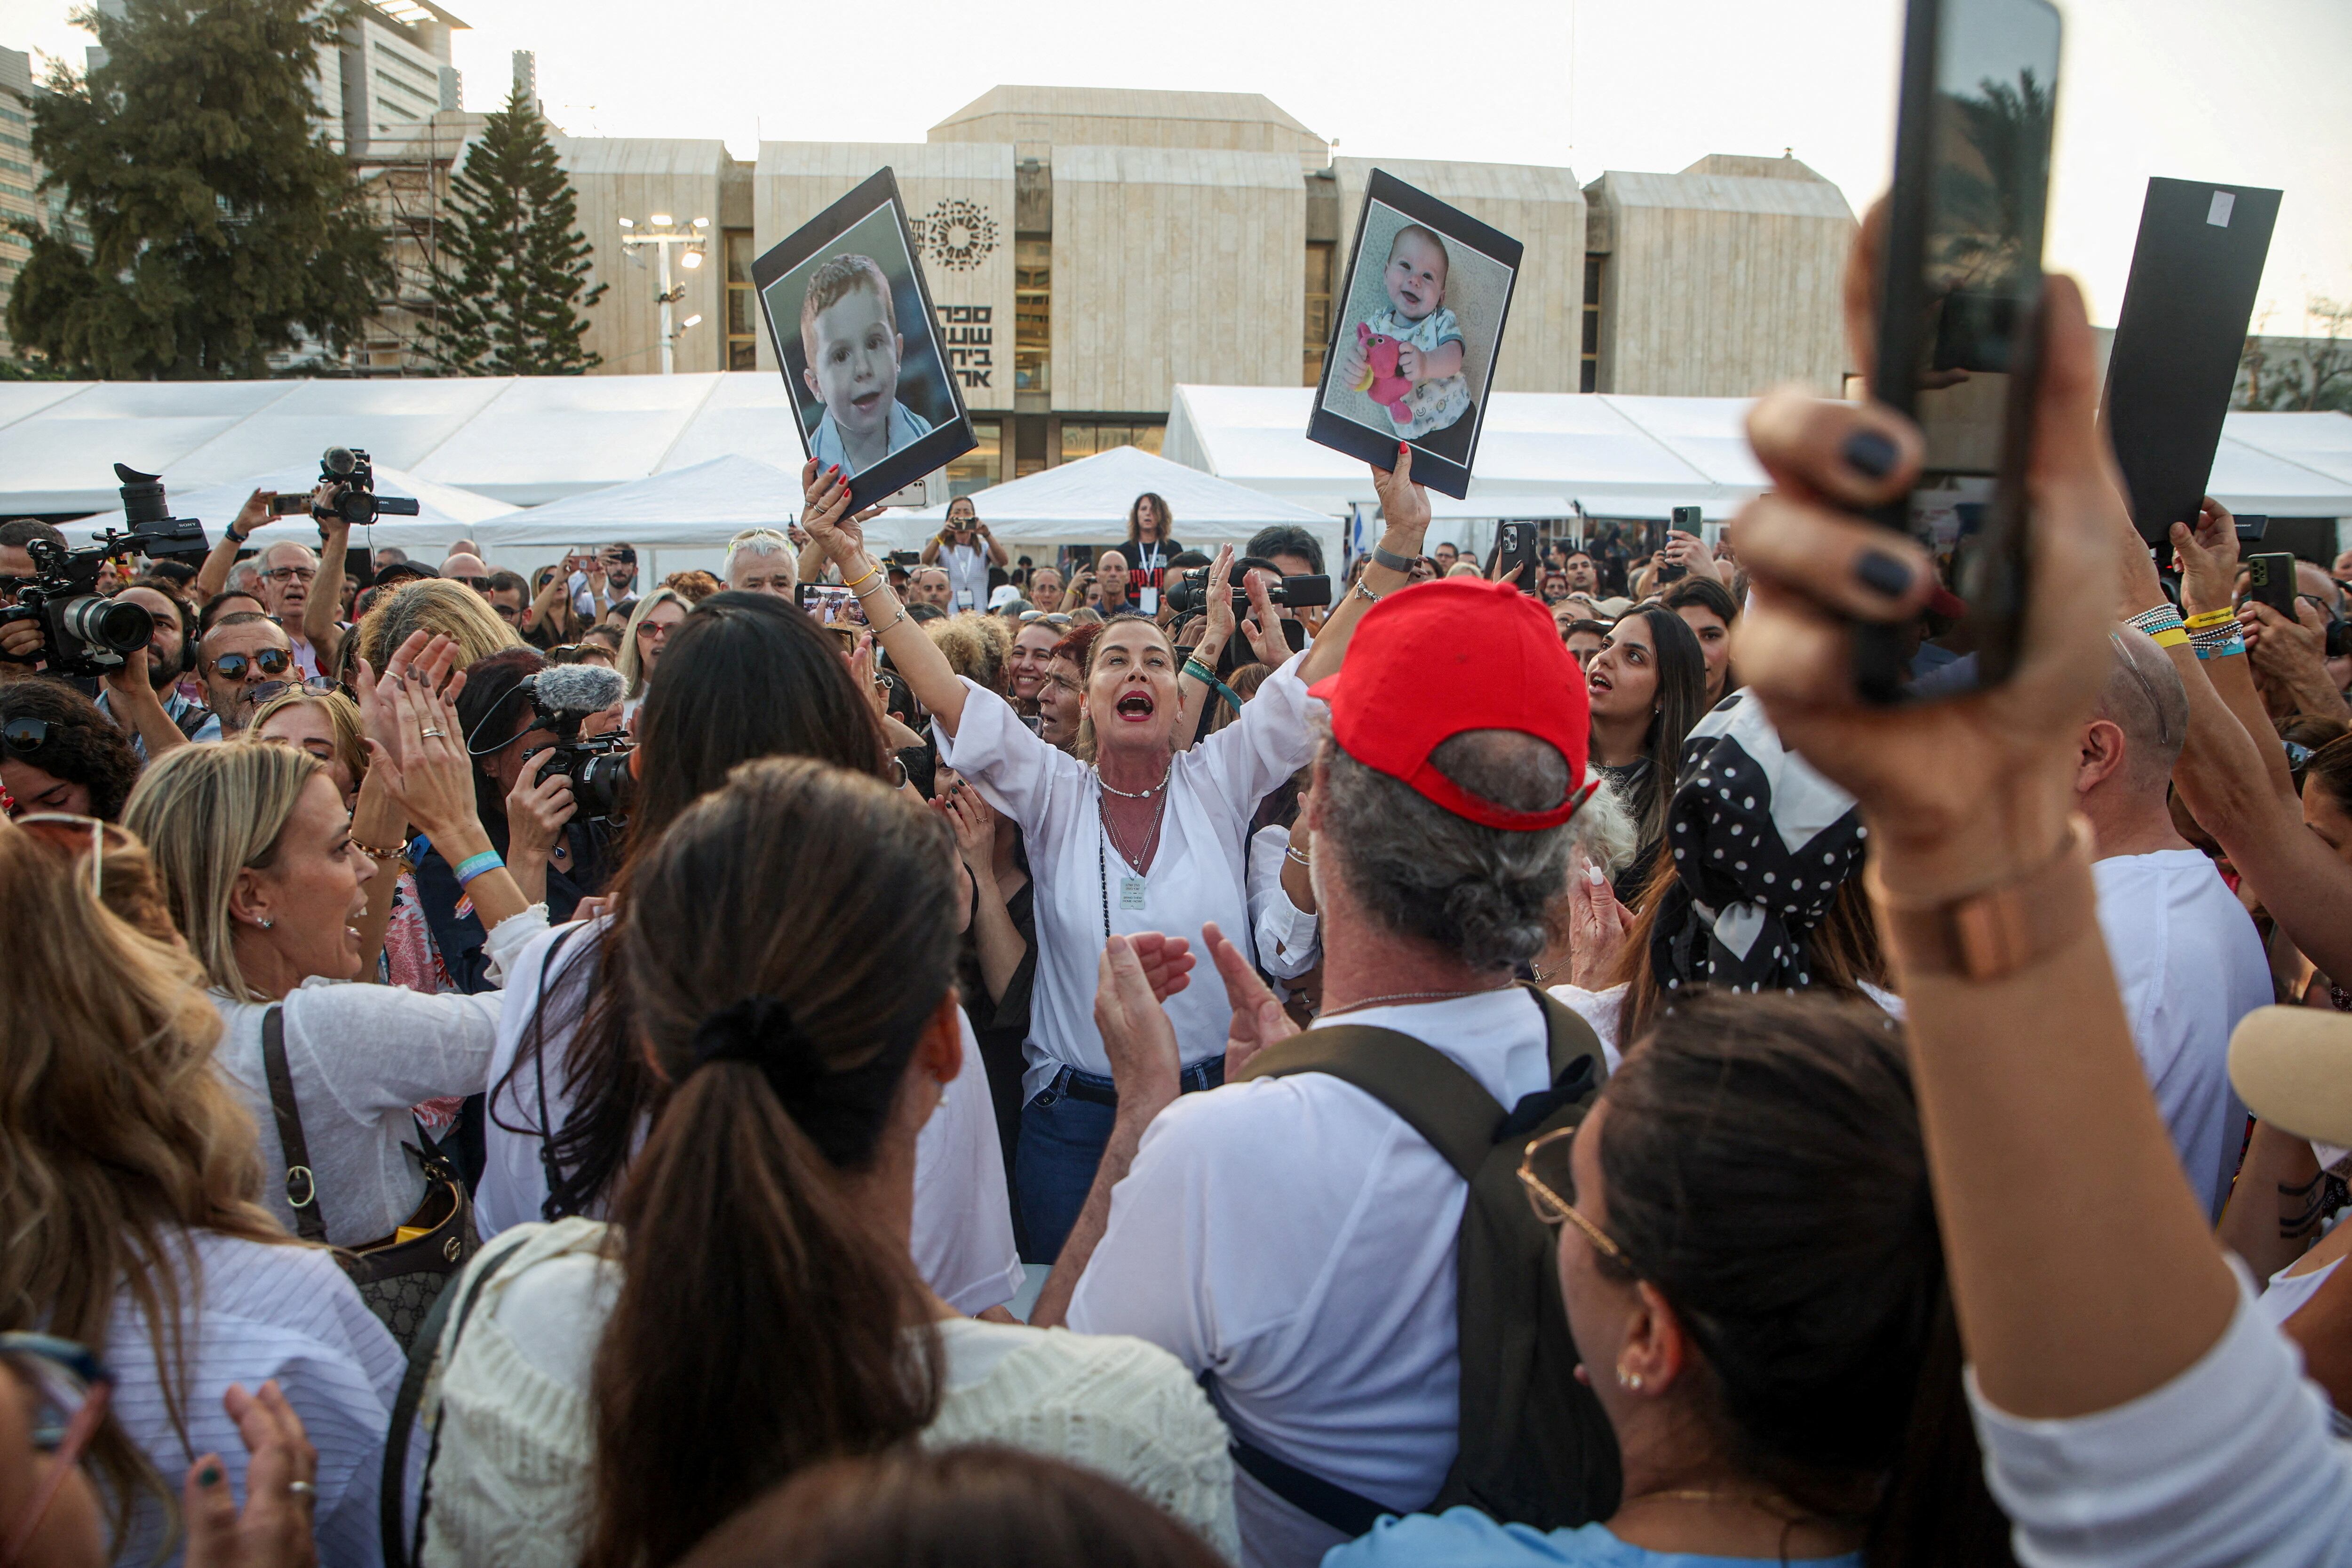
left=2148, top=626, right=2192, bottom=649
left=2184, top=606, right=2237, bottom=630
left=842, top=562, right=880, bottom=593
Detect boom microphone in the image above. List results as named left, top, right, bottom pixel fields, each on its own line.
left=531, top=662, right=625, bottom=719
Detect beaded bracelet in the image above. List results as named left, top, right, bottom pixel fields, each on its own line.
left=453, top=850, right=504, bottom=886
left=2192, top=624, right=2246, bottom=661
left=2127, top=602, right=2186, bottom=640
left=351, top=836, right=408, bottom=865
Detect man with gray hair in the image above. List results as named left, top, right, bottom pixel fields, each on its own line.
left=1050, top=576, right=1605, bottom=1566
left=2082, top=625, right=2269, bottom=1216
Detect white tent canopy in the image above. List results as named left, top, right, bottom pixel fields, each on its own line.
left=453, top=454, right=805, bottom=548
left=1166, top=385, right=2352, bottom=525
left=59, top=461, right=516, bottom=555
left=892, top=445, right=1346, bottom=558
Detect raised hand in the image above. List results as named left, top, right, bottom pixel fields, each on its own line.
left=1369, top=443, right=1431, bottom=540
left=1206, top=919, right=1295, bottom=1078
left=1094, top=933, right=1182, bottom=1109
left=1200, top=544, right=1238, bottom=651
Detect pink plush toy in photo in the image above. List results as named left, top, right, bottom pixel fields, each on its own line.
left=1351, top=321, right=1414, bottom=424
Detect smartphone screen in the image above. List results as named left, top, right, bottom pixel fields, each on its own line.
left=796, top=583, right=861, bottom=624
left=1864, top=0, right=2062, bottom=702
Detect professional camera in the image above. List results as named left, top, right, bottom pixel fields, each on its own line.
left=0, top=464, right=209, bottom=677
left=270, top=447, right=424, bottom=525
left=524, top=662, right=634, bottom=825
left=1165, top=566, right=1333, bottom=618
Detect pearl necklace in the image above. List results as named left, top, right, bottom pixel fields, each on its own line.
left=1093, top=761, right=1173, bottom=799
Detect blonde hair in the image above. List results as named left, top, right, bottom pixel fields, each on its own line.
left=122, top=742, right=324, bottom=1003
left=354, top=577, right=523, bottom=673
left=0, top=826, right=287, bottom=1546
left=724, top=529, right=797, bottom=591
left=246, top=689, right=369, bottom=791
left=925, top=611, right=1011, bottom=694
left=617, top=586, right=693, bottom=700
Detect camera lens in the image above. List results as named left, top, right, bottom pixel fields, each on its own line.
left=58, top=594, right=152, bottom=654
left=572, top=750, right=635, bottom=823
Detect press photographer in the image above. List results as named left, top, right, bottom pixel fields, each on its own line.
left=0, top=466, right=208, bottom=684
left=409, top=647, right=621, bottom=994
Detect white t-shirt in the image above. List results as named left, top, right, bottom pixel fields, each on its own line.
left=1066, top=987, right=1557, bottom=1568
left=2261, top=1253, right=2349, bottom=1329
left=104, top=1231, right=405, bottom=1568
left=478, top=920, right=1021, bottom=1313
left=1546, top=979, right=1904, bottom=1072
left=209, top=971, right=514, bottom=1246
left=2092, top=848, right=2269, bottom=1217
left=937, top=538, right=991, bottom=612
left=1970, top=1259, right=2352, bottom=1568
left=936, top=653, right=1320, bottom=1095
left=1247, top=823, right=1320, bottom=983
left=418, top=1218, right=1236, bottom=1568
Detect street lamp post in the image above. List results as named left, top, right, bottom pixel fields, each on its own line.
left=619, top=214, right=710, bottom=374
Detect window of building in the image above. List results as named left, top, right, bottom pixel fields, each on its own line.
left=1015, top=238, right=1049, bottom=395
left=1059, top=422, right=1166, bottom=464
left=947, top=419, right=1001, bottom=498
left=1581, top=255, right=1603, bottom=394
left=723, top=229, right=757, bottom=371
left=1303, top=241, right=1335, bottom=385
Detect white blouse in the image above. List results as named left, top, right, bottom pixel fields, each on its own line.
left=478, top=921, right=1022, bottom=1315
left=937, top=652, right=1321, bottom=1095
left=1247, top=823, right=1320, bottom=983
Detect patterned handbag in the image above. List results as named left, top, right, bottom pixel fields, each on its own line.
left=261, top=1006, right=479, bottom=1350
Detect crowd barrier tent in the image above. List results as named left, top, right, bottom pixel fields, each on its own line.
left=891, top=445, right=1346, bottom=562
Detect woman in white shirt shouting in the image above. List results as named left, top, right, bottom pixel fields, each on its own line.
left=802, top=449, right=1431, bottom=1256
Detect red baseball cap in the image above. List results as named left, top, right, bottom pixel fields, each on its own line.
left=1308, top=578, right=1594, bottom=831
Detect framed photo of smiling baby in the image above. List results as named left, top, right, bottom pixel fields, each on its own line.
left=753, top=167, right=976, bottom=509
left=1309, top=169, right=1522, bottom=501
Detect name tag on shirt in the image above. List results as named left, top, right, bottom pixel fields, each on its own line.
left=1120, top=876, right=1148, bottom=910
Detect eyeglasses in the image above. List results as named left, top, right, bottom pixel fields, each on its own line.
left=12, top=813, right=132, bottom=897
left=1517, top=1125, right=1629, bottom=1267
left=1020, top=611, right=1073, bottom=627
left=249, top=676, right=343, bottom=705
left=636, top=620, right=671, bottom=641
left=491, top=602, right=523, bottom=621
left=210, top=647, right=292, bottom=682
left=261, top=566, right=316, bottom=585
left=0, top=1333, right=114, bottom=1562
left=451, top=575, right=493, bottom=591
left=1, top=715, right=48, bottom=760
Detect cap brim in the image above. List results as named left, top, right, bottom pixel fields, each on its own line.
left=2230, top=1006, right=2352, bottom=1146
left=1306, top=667, right=1343, bottom=704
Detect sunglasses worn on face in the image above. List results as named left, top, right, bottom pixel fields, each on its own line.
left=452, top=575, right=493, bottom=591
left=0, top=1332, right=114, bottom=1563
left=212, top=647, right=293, bottom=682
left=1517, top=1124, right=1630, bottom=1267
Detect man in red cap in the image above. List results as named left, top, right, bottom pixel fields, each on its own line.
left=1046, top=491, right=1602, bottom=1567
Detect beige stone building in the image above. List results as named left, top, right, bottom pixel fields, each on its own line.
left=342, top=85, right=1858, bottom=494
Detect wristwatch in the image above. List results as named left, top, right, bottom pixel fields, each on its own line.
left=1370, top=545, right=1417, bottom=574
left=1865, top=817, right=2094, bottom=981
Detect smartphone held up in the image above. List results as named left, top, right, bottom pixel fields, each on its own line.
left=1857, top=0, right=2063, bottom=704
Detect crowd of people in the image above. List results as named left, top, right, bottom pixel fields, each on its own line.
left=10, top=212, right=2352, bottom=1568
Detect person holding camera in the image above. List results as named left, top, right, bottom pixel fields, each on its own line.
left=922, top=497, right=1009, bottom=613
left=407, top=645, right=614, bottom=996
left=801, top=447, right=1422, bottom=1258
left=86, top=582, right=210, bottom=757
left=193, top=486, right=338, bottom=680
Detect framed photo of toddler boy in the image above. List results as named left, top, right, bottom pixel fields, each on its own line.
left=1309, top=169, right=1522, bottom=501
left=753, top=167, right=977, bottom=509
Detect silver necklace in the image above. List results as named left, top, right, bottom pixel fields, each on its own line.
left=1321, top=983, right=1512, bottom=1016
left=1093, top=761, right=1173, bottom=799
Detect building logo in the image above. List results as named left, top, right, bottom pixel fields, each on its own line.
left=921, top=199, right=998, bottom=273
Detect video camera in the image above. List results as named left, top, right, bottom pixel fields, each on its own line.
left=1166, top=567, right=1333, bottom=618
left=519, top=663, right=635, bottom=825
left=0, top=464, right=209, bottom=677
left=269, top=447, right=424, bottom=525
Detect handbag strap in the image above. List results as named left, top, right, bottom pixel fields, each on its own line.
left=260, top=1005, right=329, bottom=1243
left=380, top=1230, right=538, bottom=1568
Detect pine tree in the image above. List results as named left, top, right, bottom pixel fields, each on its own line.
left=421, top=83, right=604, bottom=375
left=5, top=0, right=392, bottom=378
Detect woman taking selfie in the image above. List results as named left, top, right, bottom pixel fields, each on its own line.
left=803, top=453, right=1422, bottom=1257
left=420, top=761, right=1233, bottom=1568
left=123, top=668, right=543, bottom=1251
left=0, top=819, right=401, bottom=1567
left=1582, top=604, right=1707, bottom=906
left=477, top=591, right=1018, bottom=1315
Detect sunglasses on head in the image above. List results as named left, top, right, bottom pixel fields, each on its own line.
left=212, top=646, right=293, bottom=682
left=0, top=1332, right=115, bottom=1564
left=11, top=812, right=133, bottom=896
left=1020, top=611, right=1073, bottom=627
left=250, top=675, right=344, bottom=705
left=2, top=715, right=48, bottom=760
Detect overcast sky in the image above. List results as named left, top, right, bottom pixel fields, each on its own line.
left=3, top=0, right=2345, bottom=333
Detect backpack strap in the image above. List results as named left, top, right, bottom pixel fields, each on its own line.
left=260, top=1005, right=329, bottom=1244
left=1237, top=1021, right=1499, bottom=1178
left=380, top=1230, right=539, bottom=1568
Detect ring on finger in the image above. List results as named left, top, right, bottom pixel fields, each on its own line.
left=286, top=1480, right=316, bottom=1499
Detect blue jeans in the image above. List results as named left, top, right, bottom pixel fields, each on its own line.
left=1016, top=1059, right=1224, bottom=1262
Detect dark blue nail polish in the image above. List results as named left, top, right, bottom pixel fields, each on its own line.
left=1855, top=548, right=1914, bottom=598
left=1843, top=430, right=1899, bottom=480
left=199, top=1464, right=222, bottom=1487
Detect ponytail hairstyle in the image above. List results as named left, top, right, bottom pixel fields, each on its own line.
left=585, top=757, right=957, bottom=1568
left=1597, top=992, right=2014, bottom=1568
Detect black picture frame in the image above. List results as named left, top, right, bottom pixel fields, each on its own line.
left=1307, top=169, right=1522, bottom=501
left=751, top=167, right=977, bottom=510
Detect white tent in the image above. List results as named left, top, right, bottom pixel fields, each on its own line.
left=60, top=461, right=516, bottom=555
left=448, top=454, right=805, bottom=547
left=892, top=445, right=1346, bottom=560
